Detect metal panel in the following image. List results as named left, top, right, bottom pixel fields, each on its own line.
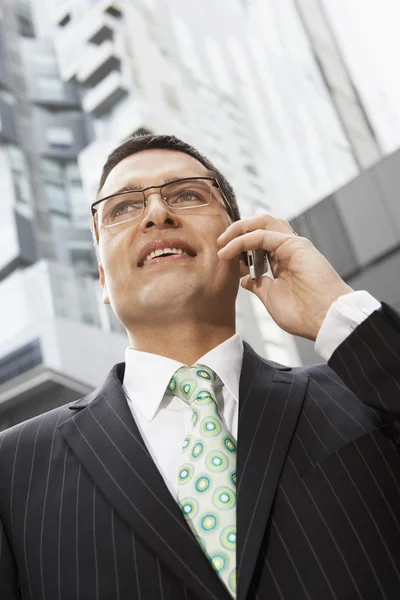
left=290, top=197, right=358, bottom=278
left=371, top=150, right=400, bottom=238
left=348, top=251, right=400, bottom=311
left=335, top=167, right=399, bottom=267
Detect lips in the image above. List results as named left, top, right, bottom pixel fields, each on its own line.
left=137, top=238, right=197, bottom=267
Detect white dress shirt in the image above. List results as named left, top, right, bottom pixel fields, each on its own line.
left=123, top=332, right=243, bottom=499
left=123, top=290, right=382, bottom=499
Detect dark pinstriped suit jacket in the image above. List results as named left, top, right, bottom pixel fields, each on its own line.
left=1, top=302, right=400, bottom=600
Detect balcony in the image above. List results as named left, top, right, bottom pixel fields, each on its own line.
left=87, top=13, right=118, bottom=45
left=82, top=70, right=128, bottom=117
left=77, top=40, right=120, bottom=87
left=54, top=11, right=119, bottom=81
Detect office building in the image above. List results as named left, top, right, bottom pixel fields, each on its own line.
left=1, top=0, right=399, bottom=426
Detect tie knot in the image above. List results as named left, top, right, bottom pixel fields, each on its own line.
left=167, top=364, right=220, bottom=406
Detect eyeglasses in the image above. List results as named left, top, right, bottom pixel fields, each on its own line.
left=91, top=177, right=232, bottom=234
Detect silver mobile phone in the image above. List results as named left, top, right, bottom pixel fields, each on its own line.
left=242, top=250, right=272, bottom=280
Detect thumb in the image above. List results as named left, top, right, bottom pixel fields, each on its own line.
left=240, top=275, right=252, bottom=291
left=241, top=273, right=272, bottom=299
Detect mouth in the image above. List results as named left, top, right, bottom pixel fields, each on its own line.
left=141, top=252, right=196, bottom=268
left=138, top=240, right=197, bottom=267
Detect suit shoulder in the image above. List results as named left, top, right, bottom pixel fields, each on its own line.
left=294, top=361, right=386, bottom=432
left=0, top=402, right=75, bottom=454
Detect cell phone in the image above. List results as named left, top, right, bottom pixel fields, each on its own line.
left=241, top=250, right=272, bottom=280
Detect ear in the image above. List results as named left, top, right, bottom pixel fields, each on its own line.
left=98, top=262, right=110, bottom=305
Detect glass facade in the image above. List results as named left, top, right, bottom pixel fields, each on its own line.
left=321, top=0, right=400, bottom=154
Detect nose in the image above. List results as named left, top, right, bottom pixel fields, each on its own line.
left=139, top=190, right=178, bottom=231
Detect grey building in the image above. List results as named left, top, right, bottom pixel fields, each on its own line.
left=0, top=0, right=97, bottom=279
left=1, top=0, right=400, bottom=429
left=291, top=147, right=400, bottom=364
left=0, top=0, right=129, bottom=430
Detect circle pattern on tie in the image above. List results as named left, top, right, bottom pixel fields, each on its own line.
left=201, top=416, right=221, bottom=436
left=201, top=513, right=218, bottom=532
left=195, top=390, right=213, bottom=404
left=178, top=464, right=194, bottom=484
left=211, top=552, right=228, bottom=573
left=196, top=368, right=212, bottom=380
left=182, top=435, right=192, bottom=452
left=220, top=526, right=236, bottom=550
left=206, top=451, right=228, bottom=472
left=229, top=569, right=236, bottom=594
left=213, top=486, right=235, bottom=509
left=192, top=442, right=204, bottom=459
left=223, top=437, right=236, bottom=453
left=180, top=498, right=199, bottom=519
left=195, top=474, right=211, bottom=493
left=181, top=380, right=194, bottom=397
left=169, top=364, right=236, bottom=597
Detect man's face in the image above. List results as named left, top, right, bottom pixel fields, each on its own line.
left=97, top=149, right=240, bottom=329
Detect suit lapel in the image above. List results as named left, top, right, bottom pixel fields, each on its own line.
left=237, top=343, right=309, bottom=600
left=59, top=363, right=230, bottom=600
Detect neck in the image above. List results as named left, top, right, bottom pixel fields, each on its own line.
left=128, top=320, right=236, bottom=365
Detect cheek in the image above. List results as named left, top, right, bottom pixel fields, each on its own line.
left=204, top=214, right=232, bottom=245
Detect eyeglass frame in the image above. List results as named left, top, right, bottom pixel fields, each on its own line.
left=90, top=176, right=233, bottom=241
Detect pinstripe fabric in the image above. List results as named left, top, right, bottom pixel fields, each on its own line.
left=0, top=302, right=400, bottom=599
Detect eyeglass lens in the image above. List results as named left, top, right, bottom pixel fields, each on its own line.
left=98, top=179, right=214, bottom=227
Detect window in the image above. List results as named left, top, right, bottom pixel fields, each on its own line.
left=45, top=181, right=69, bottom=214
left=67, top=165, right=87, bottom=224
left=42, top=159, right=69, bottom=215
left=69, top=247, right=96, bottom=271
left=14, top=0, right=35, bottom=37
left=33, top=53, right=58, bottom=76
left=46, top=127, right=74, bottom=149
left=13, top=174, right=30, bottom=204
left=6, top=146, right=32, bottom=205
left=245, top=163, right=259, bottom=176
left=163, top=84, right=181, bottom=113
left=37, top=76, right=65, bottom=101
left=105, top=4, right=122, bottom=18
left=58, top=13, right=71, bottom=27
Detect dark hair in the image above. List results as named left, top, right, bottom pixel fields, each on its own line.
left=92, top=133, right=241, bottom=246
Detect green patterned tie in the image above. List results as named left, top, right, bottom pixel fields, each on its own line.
left=167, top=364, right=237, bottom=598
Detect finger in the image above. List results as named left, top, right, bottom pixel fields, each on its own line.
left=218, top=229, right=295, bottom=260
left=276, top=218, right=296, bottom=234
left=217, top=214, right=293, bottom=247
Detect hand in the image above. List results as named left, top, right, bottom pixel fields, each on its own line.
left=217, top=215, right=353, bottom=341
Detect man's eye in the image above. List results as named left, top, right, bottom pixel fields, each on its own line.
left=113, top=202, right=141, bottom=216
left=172, top=192, right=203, bottom=204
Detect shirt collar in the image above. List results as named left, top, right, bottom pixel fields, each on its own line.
left=123, top=333, right=244, bottom=422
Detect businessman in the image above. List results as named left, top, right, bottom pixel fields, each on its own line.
left=0, top=133, right=399, bottom=600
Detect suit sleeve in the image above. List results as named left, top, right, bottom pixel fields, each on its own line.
left=329, top=302, right=400, bottom=417
left=0, top=515, right=20, bottom=599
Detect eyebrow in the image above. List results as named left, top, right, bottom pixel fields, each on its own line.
left=104, top=171, right=215, bottom=198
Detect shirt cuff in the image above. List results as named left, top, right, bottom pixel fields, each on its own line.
left=314, top=290, right=382, bottom=362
